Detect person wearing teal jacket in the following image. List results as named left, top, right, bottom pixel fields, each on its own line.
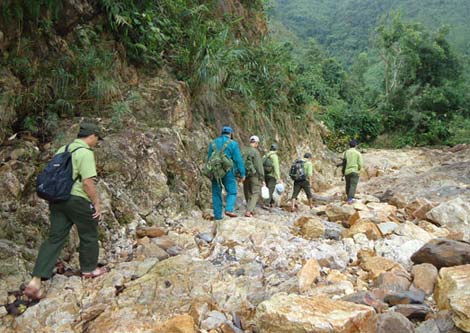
left=342, top=139, right=363, bottom=204
left=208, top=126, right=245, bottom=219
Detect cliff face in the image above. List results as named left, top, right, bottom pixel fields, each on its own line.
left=0, top=0, right=334, bottom=303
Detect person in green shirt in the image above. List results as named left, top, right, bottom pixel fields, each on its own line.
left=291, top=152, right=314, bottom=210
left=242, top=135, right=265, bottom=217
left=23, top=123, right=107, bottom=301
left=342, top=139, right=363, bottom=204
left=263, top=143, right=282, bottom=207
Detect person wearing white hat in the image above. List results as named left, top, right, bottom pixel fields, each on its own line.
left=242, top=135, right=265, bottom=217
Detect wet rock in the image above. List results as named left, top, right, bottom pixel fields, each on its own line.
left=293, top=216, right=325, bottom=239
left=376, top=312, right=414, bottom=333
left=434, top=265, right=470, bottom=331
left=411, top=239, right=470, bottom=269
left=255, top=293, right=377, bottom=333
left=298, top=259, right=321, bottom=292
left=411, top=263, right=438, bottom=295
left=393, top=304, right=432, bottom=321
left=426, top=198, right=470, bottom=241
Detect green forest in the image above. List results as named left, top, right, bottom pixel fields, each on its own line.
left=270, top=0, right=470, bottom=147
left=1, top=0, right=469, bottom=148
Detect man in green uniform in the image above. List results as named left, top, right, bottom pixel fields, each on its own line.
left=343, top=139, right=363, bottom=204
left=263, top=143, right=282, bottom=207
left=242, top=135, right=265, bottom=217
left=291, top=152, right=314, bottom=210
left=24, top=123, right=107, bottom=300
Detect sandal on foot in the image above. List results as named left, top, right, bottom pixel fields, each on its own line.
left=23, top=286, right=44, bottom=301
left=82, top=266, right=109, bottom=279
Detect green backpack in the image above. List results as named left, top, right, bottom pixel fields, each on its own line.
left=203, top=140, right=234, bottom=181
left=242, top=149, right=257, bottom=177
left=263, top=152, right=274, bottom=173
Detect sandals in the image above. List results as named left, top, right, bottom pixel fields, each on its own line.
left=81, top=266, right=109, bottom=279
left=23, top=285, right=44, bottom=301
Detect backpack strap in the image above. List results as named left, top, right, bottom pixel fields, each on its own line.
left=68, top=145, right=92, bottom=182
left=220, top=139, right=232, bottom=153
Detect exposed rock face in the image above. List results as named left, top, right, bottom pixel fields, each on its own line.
left=434, top=265, right=470, bottom=332
left=255, top=293, right=377, bottom=333
left=426, top=198, right=470, bottom=241
left=411, top=239, right=470, bottom=269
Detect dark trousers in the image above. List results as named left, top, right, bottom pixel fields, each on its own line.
left=345, top=172, right=359, bottom=200
left=292, top=180, right=313, bottom=200
left=32, top=196, right=99, bottom=278
left=264, top=175, right=277, bottom=205
left=243, top=176, right=261, bottom=212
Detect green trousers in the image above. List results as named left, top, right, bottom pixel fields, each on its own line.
left=292, top=180, right=313, bottom=200
left=345, top=172, right=360, bottom=200
left=243, top=176, right=261, bottom=213
left=264, top=175, right=276, bottom=205
left=32, top=196, right=99, bottom=278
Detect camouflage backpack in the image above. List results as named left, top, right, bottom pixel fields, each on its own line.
left=203, top=140, right=234, bottom=181
left=263, top=152, right=275, bottom=174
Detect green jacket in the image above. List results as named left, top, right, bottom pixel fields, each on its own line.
left=344, top=148, right=363, bottom=175
left=56, top=139, right=97, bottom=201
left=265, top=151, right=281, bottom=180
left=302, top=159, right=313, bottom=178
left=243, top=146, right=265, bottom=180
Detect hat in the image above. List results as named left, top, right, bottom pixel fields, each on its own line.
left=221, top=126, right=233, bottom=134
left=304, top=152, right=312, bottom=158
left=349, top=139, right=358, bottom=147
left=78, top=123, right=103, bottom=139
left=270, top=143, right=278, bottom=151
left=249, top=135, right=260, bottom=143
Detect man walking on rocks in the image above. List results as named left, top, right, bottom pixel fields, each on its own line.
left=291, top=152, right=314, bottom=210
left=263, top=143, right=282, bottom=207
left=242, top=135, right=265, bottom=217
left=24, top=123, right=107, bottom=300
left=207, top=126, right=245, bottom=220
left=343, top=139, right=363, bottom=204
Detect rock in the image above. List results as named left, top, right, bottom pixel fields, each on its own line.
left=411, top=238, right=470, bottom=269
left=415, top=310, right=463, bottom=333
left=375, top=236, right=426, bottom=269
left=360, top=256, right=405, bottom=280
left=393, top=304, right=432, bottom=321
left=406, top=198, right=436, bottom=220
left=293, top=216, right=325, bottom=239
left=366, top=202, right=397, bottom=219
left=255, top=293, right=377, bottom=333
left=376, top=312, right=415, bottom=333
left=377, top=222, right=399, bottom=235
left=383, top=290, right=426, bottom=306
left=411, top=263, right=438, bottom=295
left=341, top=291, right=389, bottom=313
left=155, top=314, right=196, bottom=333
left=310, top=281, right=355, bottom=298
left=426, top=198, right=470, bottom=241
left=136, top=226, right=166, bottom=238
left=395, top=222, right=433, bottom=243
left=200, top=311, right=227, bottom=331
left=417, top=221, right=450, bottom=238
left=134, top=242, right=168, bottom=261
left=343, top=220, right=383, bottom=240
left=298, top=259, right=321, bottom=292
left=434, top=264, right=470, bottom=332
left=323, top=220, right=345, bottom=240
left=325, top=203, right=356, bottom=222
left=374, top=271, right=411, bottom=292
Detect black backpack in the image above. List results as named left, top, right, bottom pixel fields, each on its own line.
left=289, top=159, right=306, bottom=181
left=36, top=144, right=88, bottom=202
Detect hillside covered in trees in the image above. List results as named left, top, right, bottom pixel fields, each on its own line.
left=270, top=0, right=470, bottom=147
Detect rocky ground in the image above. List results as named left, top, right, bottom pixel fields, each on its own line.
left=1, top=145, right=470, bottom=333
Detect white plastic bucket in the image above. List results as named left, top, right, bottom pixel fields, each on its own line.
left=261, top=185, right=270, bottom=199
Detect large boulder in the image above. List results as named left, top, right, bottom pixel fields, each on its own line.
left=426, top=198, right=470, bottom=241
left=434, top=265, right=470, bottom=332
left=411, top=263, right=438, bottom=296
left=376, top=312, right=414, bottom=333
left=411, top=239, right=470, bottom=269
left=255, top=293, right=377, bottom=333
left=293, top=216, right=325, bottom=239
